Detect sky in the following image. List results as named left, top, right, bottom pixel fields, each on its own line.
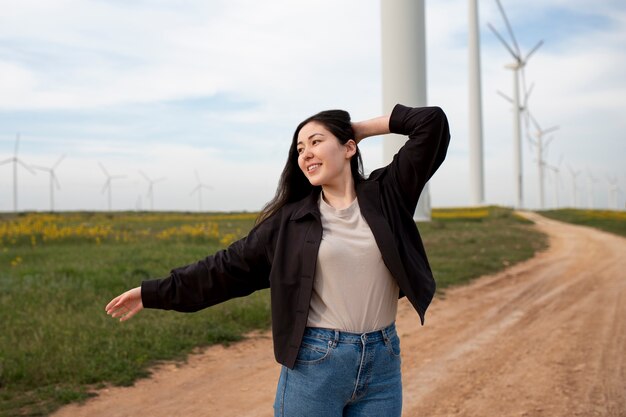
left=0, top=0, right=625, bottom=212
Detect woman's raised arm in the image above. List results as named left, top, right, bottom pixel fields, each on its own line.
left=352, top=115, right=391, bottom=144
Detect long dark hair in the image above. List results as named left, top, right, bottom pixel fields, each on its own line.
left=256, top=109, right=365, bottom=225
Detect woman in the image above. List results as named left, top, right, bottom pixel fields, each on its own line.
left=106, top=103, right=450, bottom=416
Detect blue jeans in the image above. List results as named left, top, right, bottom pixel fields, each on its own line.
left=273, top=322, right=402, bottom=417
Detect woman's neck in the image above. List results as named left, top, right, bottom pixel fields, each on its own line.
left=321, top=178, right=356, bottom=210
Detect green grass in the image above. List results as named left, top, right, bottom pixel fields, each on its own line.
left=0, top=207, right=547, bottom=416
left=539, top=208, right=626, bottom=237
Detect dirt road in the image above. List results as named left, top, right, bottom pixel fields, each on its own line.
left=53, top=212, right=625, bottom=417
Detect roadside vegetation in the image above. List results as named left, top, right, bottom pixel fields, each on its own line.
left=0, top=207, right=546, bottom=416
left=539, top=208, right=626, bottom=238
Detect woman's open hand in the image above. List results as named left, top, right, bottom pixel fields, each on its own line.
left=105, top=286, right=143, bottom=322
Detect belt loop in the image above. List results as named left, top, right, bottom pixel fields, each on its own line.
left=382, top=327, right=389, bottom=343
left=333, top=330, right=339, bottom=348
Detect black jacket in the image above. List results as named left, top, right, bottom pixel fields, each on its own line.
left=141, top=104, right=450, bottom=369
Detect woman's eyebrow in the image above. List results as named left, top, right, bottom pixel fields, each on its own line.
left=297, top=133, right=324, bottom=146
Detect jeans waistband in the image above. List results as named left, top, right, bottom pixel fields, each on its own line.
left=303, top=322, right=397, bottom=344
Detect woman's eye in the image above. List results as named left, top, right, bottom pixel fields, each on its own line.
left=297, top=148, right=303, bottom=154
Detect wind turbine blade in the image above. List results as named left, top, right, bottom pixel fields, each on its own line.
left=0, top=158, right=12, bottom=165
left=53, top=154, right=66, bottom=170
left=544, top=126, right=559, bottom=135
left=524, top=81, right=535, bottom=108
left=139, top=170, right=150, bottom=182
left=497, top=90, right=514, bottom=103
left=190, top=185, right=200, bottom=196
left=17, top=159, right=37, bottom=175
left=99, top=162, right=110, bottom=177
left=487, top=23, right=519, bottom=60
left=194, top=170, right=201, bottom=183
left=528, top=111, right=541, bottom=133
left=495, top=0, right=521, bottom=56
left=52, top=173, right=61, bottom=190
left=101, top=180, right=110, bottom=194
left=524, top=40, right=544, bottom=63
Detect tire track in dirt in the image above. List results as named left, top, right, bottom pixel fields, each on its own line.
left=53, top=212, right=625, bottom=417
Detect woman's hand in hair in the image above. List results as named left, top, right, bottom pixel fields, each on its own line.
left=105, top=286, right=143, bottom=322
left=352, top=115, right=391, bottom=144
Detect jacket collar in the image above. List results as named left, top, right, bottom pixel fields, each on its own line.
left=289, top=187, right=322, bottom=221
left=289, top=181, right=379, bottom=221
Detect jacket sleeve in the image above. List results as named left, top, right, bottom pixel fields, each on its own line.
left=385, top=104, right=450, bottom=212
left=140, top=224, right=271, bottom=312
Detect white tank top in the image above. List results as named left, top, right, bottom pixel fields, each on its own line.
left=306, top=193, right=399, bottom=333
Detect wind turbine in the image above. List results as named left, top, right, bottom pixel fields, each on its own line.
left=139, top=171, right=166, bottom=211
left=488, top=0, right=543, bottom=208
left=99, top=162, right=125, bottom=211
left=567, top=165, right=581, bottom=208
left=544, top=155, right=564, bottom=209
left=606, top=175, right=620, bottom=210
left=586, top=169, right=600, bottom=209
left=190, top=170, right=213, bottom=212
left=32, top=155, right=66, bottom=212
left=0, top=133, right=36, bottom=212
left=468, top=0, right=485, bottom=206
left=527, top=111, right=559, bottom=209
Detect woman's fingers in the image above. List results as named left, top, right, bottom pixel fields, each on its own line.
left=105, top=294, right=122, bottom=312
left=105, top=287, right=143, bottom=321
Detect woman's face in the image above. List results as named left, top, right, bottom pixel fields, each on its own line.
left=296, top=121, right=356, bottom=187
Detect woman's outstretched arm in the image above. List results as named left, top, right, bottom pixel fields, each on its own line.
left=105, top=286, right=143, bottom=322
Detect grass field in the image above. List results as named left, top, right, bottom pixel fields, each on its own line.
left=539, top=208, right=626, bottom=238
left=0, top=207, right=547, bottom=416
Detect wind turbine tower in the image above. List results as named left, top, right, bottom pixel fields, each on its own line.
left=606, top=175, right=619, bottom=210
left=567, top=165, right=581, bottom=208
left=0, top=133, right=36, bottom=212
left=32, top=155, right=65, bottom=212
left=488, top=0, right=543, bottom=208
left=527, top=112, right=559, bottom=209
left=381, top=0, right=430, bottom=220
left=586, top=170, right=600, bottom=209
left=468, top=0, right=485, bottom=206
left=140, top=171, right=166, bottom=211
left=99, top=162, right=125, bottom=211
left=190, top=170, right=213, bottom=212
left=544, top=155, right=563, bottom=209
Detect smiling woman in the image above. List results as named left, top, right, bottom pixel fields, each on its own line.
left=106, top=103, right=450, bottom=417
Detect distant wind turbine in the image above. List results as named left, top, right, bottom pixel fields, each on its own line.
left=567, top=165, right=581, bottom=208
left=99, top=162, right=125, bottom=211
left=32, top=155, right=66, bottom=212
left=527, top=111, right=559, bottom=210
left=606, top=175, right=620, bottom=210
left=488, top=0, right=543, bottom=208
left=190, top=170, right=213, bottom=212
left=586, top=169, right=600, bottom=209
left=139, top=171, right=166, bottom=211
left=544, top=155, right=564, bottom=209
left=0, top=133, right=36, bottom=212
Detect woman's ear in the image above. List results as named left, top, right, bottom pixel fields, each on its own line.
left=345, top=139, right=357, bottom=159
